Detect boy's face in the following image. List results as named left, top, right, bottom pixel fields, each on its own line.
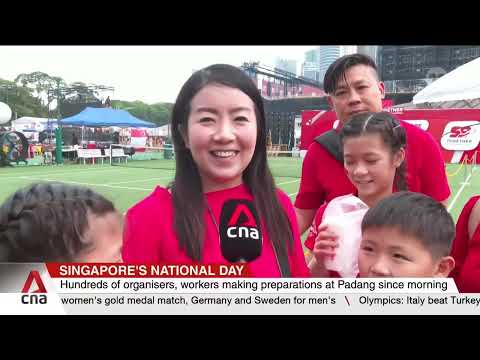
left=358, top=226, right=454, bottom=277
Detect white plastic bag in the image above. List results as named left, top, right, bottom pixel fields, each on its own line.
left=322, top=195, right=369, bottom=278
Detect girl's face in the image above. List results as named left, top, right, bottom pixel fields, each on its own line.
left=76, top=211, right=123, bottom=263
left=343, top=133, right=404, bottom=204
left=184, top=84, right=258, bottom=193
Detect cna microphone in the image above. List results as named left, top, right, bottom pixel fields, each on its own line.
left=219, top=199, right=262, bottom=263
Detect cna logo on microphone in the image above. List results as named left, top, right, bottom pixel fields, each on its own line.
left=21, top=270, right=47, bottom=305
left=220, top=200, right=262, bottom=263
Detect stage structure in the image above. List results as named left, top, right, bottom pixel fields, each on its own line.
left=240, top=62, right=329, bottom=150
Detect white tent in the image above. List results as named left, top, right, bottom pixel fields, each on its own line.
left=11, top=117, right=58, bottom=132
left=11, top=117, right=58, bottom=142
left=146, top=124, right=170, bottom=137
left=413, top=57, right=480, bottom=105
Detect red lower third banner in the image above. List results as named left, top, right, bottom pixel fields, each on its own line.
left=46, top=263, right=251, bottom=278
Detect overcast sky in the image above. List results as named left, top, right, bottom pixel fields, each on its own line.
left=0, top=46, right=318, bottom=104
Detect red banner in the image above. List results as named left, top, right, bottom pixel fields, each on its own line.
left=46, top=263, right=251, bottom=278
left=301, top=107, right=480, bottom=164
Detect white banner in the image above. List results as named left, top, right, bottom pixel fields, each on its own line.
left=441, top=121, right=480, bottom=150
left=130, top=136, right=147, bottom=147
left=403, top=119, right=430, bottom=131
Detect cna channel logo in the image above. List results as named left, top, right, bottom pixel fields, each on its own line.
left=21, top=270, right=47, bottom=305
left=219, top=199, right=263, bottom=263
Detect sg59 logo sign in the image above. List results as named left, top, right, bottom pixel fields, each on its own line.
left=441, top=121, right=480, bottom=151
left=450, top=126, right=471, bottom=138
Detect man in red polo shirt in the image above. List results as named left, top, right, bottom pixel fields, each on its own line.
left=294, top=54, right=450, bottom=235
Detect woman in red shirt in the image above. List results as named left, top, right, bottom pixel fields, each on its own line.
left=123, top=64, right=308, bottom=277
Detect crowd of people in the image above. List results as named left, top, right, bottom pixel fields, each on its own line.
left=0, top=56, right=479, bottom=292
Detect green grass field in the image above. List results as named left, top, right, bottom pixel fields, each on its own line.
left=0, top=158, right=478, bottom=223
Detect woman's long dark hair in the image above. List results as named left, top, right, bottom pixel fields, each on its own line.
left=170, top=64, right=293, bottom=274
left=339, top=111, right=408, bottom=191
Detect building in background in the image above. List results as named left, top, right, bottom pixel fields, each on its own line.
left=319, top=46, right=341, bottom=81
left=302, top=48, right=320, bottom=81
left=274, top=58, right=297, bottom=75
left=305, top=48, right=320, bottom=63
left=318, top=45, right=359, bottom=81
left=340, top=45, right=358, bottom=56
left=241, top=62, right=323, bottom=99
left=378, top=45, right=480, bottom=94
left=357, top=45, right=379, bottom=62
left=302, top=62, right=320, bottom=81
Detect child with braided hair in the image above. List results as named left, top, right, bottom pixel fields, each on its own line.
left=0, top=182, right=123, bottom=262
left=306, top=111, right=407, bottom=277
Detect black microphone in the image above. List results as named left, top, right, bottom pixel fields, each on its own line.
left=219, top=199, right=262, bottom=263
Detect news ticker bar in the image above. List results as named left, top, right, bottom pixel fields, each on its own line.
left=2, top=293, right=480, bottom=315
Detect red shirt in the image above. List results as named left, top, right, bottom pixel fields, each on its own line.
left=304, top=203, right=328, bottom=252
left=123, top=183, right=309, bottom=277
left=450, top=196, right=480, bottom=293
left=294, top=120, right=451, bottom=210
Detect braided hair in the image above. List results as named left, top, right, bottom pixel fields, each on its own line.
left=0, top=182, right=116, bottom=262
left=339, top=111, right=408, bottom=191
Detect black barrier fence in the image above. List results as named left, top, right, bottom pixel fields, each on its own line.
left=263, top=97, right=330, bottom=151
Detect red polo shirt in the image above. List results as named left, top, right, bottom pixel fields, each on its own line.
left=294, top=120, right=451, bottom=210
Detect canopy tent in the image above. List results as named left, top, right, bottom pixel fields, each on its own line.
left=413, top=57, right=480, bottom=106
left=11, top=117, right=58, bottom=142
left=11, top=117, right=58, bottom=132
left=59, top=107, right=156, bottom=128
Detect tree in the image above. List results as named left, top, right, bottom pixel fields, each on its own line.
left=7, top=71, right=173, bottom=125
left=0, top=78, right=49, bottom=120
left=112, top=100, right=172, bottom=127
left=63, top=82, right=102, bottom=103
left=15, top=72, right=67, bottom=106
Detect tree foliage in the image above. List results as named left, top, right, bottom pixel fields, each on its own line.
left=63, top=82, right=102, bottom=103
left=2, top=72, right=173, bottom=126
left=15, top=71, right=67, bottom=106
left=0, top=78, right=49, bottom=119
left=112, top=100, right=172, bottom=126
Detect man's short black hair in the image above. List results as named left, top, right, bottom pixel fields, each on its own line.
left=361, top=191, right=455, bottom=258
left=324, top=53, right=378, bottom=94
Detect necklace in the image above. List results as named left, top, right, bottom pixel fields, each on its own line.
left=205, top=200, right=220, bottom=240
left=205, top=196, right=287, bottom=276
